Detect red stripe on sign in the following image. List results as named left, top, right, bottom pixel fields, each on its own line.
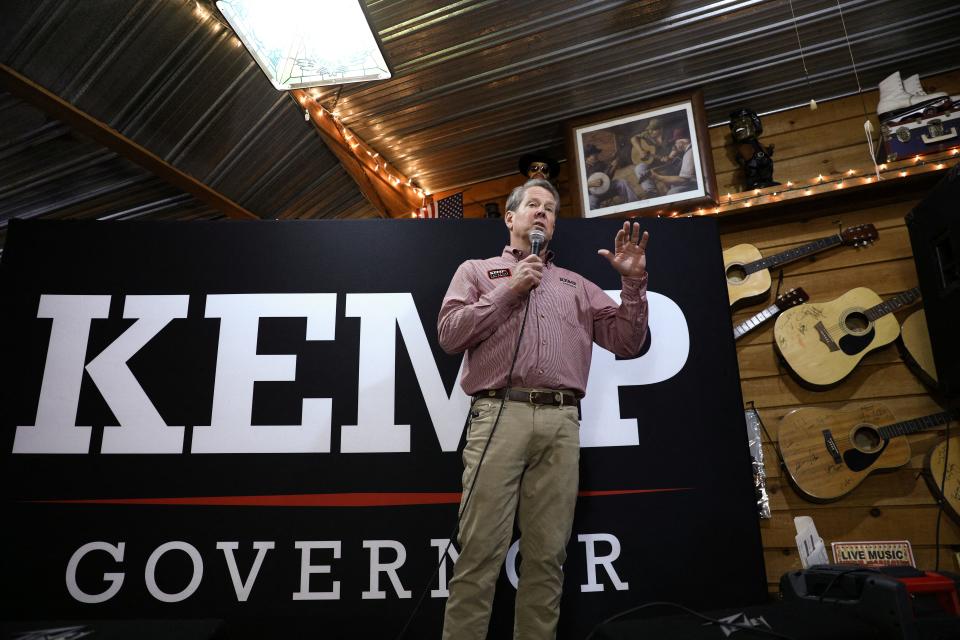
left=577, top=488, right=693, bottom=497
left=28, top=487, right=691, bottom=507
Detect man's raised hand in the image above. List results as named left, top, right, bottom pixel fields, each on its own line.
left=598, top=221, right=649, bottom=279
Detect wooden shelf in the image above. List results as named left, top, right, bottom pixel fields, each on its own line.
left=699, top=151, right=960, bottom=232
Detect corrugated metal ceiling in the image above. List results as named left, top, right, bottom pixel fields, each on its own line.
left=345, top=0, right=960, bottom=192
left=1, top=0, right=958, bottom=233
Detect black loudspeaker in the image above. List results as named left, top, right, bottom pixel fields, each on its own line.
left=780, top=565, right=960, bottom=640
left=906, top=165, right=960, bottom=397
left=591, top=598, right=882, bottom=639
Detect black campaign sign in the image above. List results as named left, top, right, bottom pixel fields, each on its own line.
left=0, top=219, right=765, bottom=638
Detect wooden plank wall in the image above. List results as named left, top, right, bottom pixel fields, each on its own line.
left=727, top=198, right=959, bottom=590
left=722, top=70, right=960, bottom=591
left=435, top=70, right=960, bottom=592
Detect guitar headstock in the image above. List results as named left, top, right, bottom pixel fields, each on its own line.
left=775, top=287, right=809, bottom=311
left=840, top=224, right=879, bottom=247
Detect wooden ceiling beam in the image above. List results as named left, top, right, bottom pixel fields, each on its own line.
left=292, top=89, right=425, bottom=218
left=0, top=63, right=259, bottom=220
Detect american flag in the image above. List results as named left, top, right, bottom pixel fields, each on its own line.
left=417, top=198, right=436, bottom=218
left=437, top=192, right=464, bottom=219
left=416, top=193, right=463, bottom=219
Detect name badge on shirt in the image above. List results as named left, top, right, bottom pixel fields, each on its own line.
left=488, top=268, right=511, bottom=280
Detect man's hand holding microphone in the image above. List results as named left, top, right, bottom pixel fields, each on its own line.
left=509, top=228, right=545, bottom=295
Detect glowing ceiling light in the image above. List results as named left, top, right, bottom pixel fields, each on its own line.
left=217, top=0, right=391, bottom=90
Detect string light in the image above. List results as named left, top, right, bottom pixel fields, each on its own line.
left=698, top=146, right=958, bottom=217
left=297, top=89, right=423, bottom=219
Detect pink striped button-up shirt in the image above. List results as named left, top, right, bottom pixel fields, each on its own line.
left=438, top=246, right=648, bottom=397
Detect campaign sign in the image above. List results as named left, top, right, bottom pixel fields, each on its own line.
left=0, top=218, right=765, bottom=638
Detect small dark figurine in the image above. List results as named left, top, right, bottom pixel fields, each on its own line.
left=484, top=202, right=501, bottom=218
left=518, top=151, right=560, bottom=182
left=729, top=108, right=780, bottom=189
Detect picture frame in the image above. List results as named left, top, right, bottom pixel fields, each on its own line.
left=565, top=89, right=717, bottom=218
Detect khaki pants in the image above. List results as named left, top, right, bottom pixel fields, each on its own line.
left=442, top=394, right=580, bottom=640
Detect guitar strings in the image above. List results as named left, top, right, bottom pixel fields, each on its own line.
left=793, top=416, right=947, bottom=453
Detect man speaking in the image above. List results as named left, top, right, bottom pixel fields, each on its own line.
left=437, top=178, right=650, bottom=639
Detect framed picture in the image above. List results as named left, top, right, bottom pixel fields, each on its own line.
left=565, top=90, right=717, bottom=218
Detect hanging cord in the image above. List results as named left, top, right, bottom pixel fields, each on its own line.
left=835, top=0, right=866, bottom=106
left=834, top=0, right=883, bottom=180
left=935, top=416, right=953, bottom=572
left=394, top=287, right=535, bottom=640
left=787, top=0, right=815, bottom=109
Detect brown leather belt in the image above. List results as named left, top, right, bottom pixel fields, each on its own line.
left=474, top=388, right=579, bottom=407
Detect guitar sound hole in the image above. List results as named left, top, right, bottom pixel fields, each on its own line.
left=843, top=311, right=870, bottom=334
left=726, top=264, right=747, bottom=283
left=851, top=424, right=882, bottom=453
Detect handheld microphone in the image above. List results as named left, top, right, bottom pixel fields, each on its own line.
left=529, top=228, right=546, bottom=256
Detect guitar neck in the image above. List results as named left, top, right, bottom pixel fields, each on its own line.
left=744, top=235, right=842, bottom=275
left=865, top=287, right=922, bottom=321
left=879, top=410, right=958, bottom=439
left=733, top=302, right=779, bottom=340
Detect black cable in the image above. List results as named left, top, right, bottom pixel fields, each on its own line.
left=747, top=401, right=787, bottom=475
left=394, top=290, right=535, bottom=640
left=935, top=415, right=953, bottom=572
left=816, top=567, right=881, bottom=604
left=584, top=600, right=796, bottom=640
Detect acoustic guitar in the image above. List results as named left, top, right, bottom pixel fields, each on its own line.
left=774, top=287, right=921, bottom=388
left=724, top=224, right=878, bottom=307
left=733, top=287, right=808, bottom=341
left=779, top=403, right=957, bottom=502
left=925, top=435, right=960, bottom=525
